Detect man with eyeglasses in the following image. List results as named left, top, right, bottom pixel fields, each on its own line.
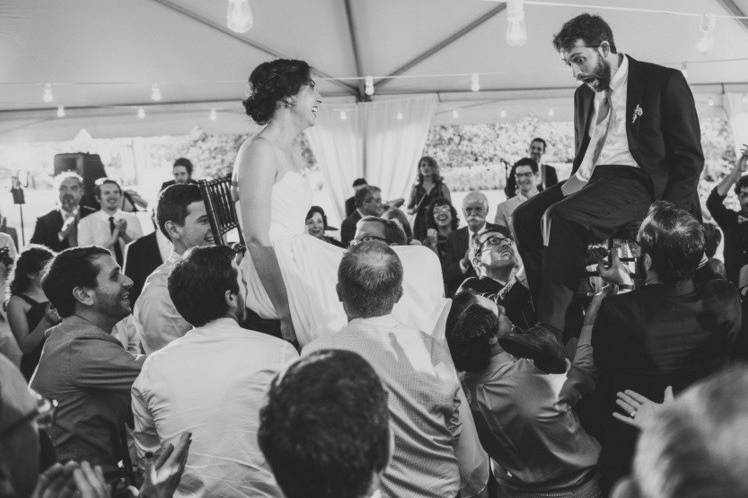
left=352, top=216, right=407, bottom=246
left=443, top=191, right=502, bottom=297
left=457, top=228, right=535, bottom=330
left=495, top=158, right=541, bottom=240
left=513, top=13, right=702, bottom=340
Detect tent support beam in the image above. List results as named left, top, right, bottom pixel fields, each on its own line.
left=717, top=0, right=748, bottom=34
left=149, top=0, right=359, bottom=95
left=343, top=0, right=368, bottom=101
left=374, top=4, right=506, bottom=90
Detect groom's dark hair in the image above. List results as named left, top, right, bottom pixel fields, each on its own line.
left=553, top=14, right=617, bottom=54
left=156, top=184, right=203, bottom=239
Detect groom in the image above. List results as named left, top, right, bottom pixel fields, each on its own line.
left=513, top=14, right=703, bottom=336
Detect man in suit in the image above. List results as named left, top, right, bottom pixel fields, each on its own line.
left=592, top=202, right=741, bottom=492
left=344, top=178, right=368, bottom=218
left=513, top=14, right=703, bottom=336
left=159, top=157, right=198, bottom=193
left=340, top=185, right=384, bottom=247
left=443, top=191, right=501, bottom=297
left=30, top=172, right=93, bottom=252
left=504, top=139, right=558, bottom=198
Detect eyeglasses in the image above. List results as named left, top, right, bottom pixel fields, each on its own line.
left=476, top=235, right=513, bottom=254
left=0, top=393, right=58, bottom=440
left=350, top=234, right=388, bottom=246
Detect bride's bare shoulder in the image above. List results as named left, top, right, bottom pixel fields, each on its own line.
left=234, top=135, right=279, bottom=177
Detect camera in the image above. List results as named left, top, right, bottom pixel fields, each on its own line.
left=0, top=246, right=14, bottom=267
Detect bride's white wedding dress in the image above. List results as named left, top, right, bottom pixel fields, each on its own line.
left=238, top=170, right=449, bottom=347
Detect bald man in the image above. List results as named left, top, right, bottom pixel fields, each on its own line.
left=443, top=191, right=502, bottom=296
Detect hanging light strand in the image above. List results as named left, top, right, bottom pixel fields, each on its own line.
left=227, top=0, right=253, bottom=33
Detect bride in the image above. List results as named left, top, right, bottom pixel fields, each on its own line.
left=233, top=59, right=447, bottom=347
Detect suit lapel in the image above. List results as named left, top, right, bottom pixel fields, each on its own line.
left=626, top=56, right=645, bottom=145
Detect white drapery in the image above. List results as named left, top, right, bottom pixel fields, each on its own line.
left=306, top=95, right=438, bottom=225
left=724, top=92, right=748, bottom=155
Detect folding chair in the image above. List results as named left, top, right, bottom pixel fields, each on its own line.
left=198, top=176, right=246, bottom=251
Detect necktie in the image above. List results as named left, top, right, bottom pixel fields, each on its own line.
left=109, top=216, right=124, bottom=265
left=590, top=89, right=613, bottom=166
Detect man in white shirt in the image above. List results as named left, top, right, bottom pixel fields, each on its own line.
left=513, top=14, right=703, bottom=336
left=304, top=241, right=489, bottom=498
left=495, top=158, right=540, bottom=239
left=77, top=179, right=143, bottom=265
left=132, top=245, right=296, bottom=498
left=134, top=184, right=214, bottom=353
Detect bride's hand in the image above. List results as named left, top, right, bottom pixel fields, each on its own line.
left=280, top=316, right=297, bottom=344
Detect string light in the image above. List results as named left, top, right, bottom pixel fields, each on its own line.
left=364, top=76, right=374, bottom=96
left=680, top=62, right=688, bottom=79
left=470, top=73, right=481, bottom=92
left=42, top=83, right=54, bottom=103
left=452, top=109, right=459, bottom=119
left=396, top=111, right=404, bottom=120
left=707, top=97, right=715, bottom=106
left=506, top=0, right=528, bottom=47
left=137, top=107, right=146, bottom=119
left=547, top=108, right=555, bottom=117
left=56, top=105, right=65, bottom=118
left=743, top=94, right=748, bottom=105
left=209, top=108, right=217, bottom=121
left=339, top=110, right=347, bottom=121
left=151, top=83, right=162, bottom=102
left=227, top=0, right=253, bottom=33
left=500, top=109, right=507, bottom=118
left=696, top=13, right=716, bottom=54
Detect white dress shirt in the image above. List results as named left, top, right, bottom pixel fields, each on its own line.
left=77, top=209, right=143, bottom=256
left=132, top=317, right=297, bottom=498
left=134, top=252, right=190, bottom=354
left=303, top=314, right=489, bottom=498
left=494, top=194, right=529, bottom=239
left=575, top=55, right=638, bottom=182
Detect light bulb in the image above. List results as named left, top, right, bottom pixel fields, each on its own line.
left=209, top=108, right=217, bottom=121
left=547, top=108, right=555, bottom=117
left=696, top=13, right=716, bottom=54
left=56, top=105, right=65, bottom=118
left=137, top=107, right=146, bottom=119
left=743, top=94, right=748, bottom=105
left=43, top=83, right=54, bottom=103
left=680, top=62, right=688, bottom=80
left=396, top=111, right=403, bottom=121
left=227, top=0, right=253, bottom=33
left=506, top=0, right=527, bottom=47
left=151, top=83, right=162, bottom=102
left=452, top=109, right=459, bottom=119
left=471, top=73, right=480, bottom=92
left=339, top=110, right=347, bottom=121
left=707, top=97, right=715, bottom=106
left=364, top=76, right=374, bottom=96
left=500, top=110, right=507, bottom=118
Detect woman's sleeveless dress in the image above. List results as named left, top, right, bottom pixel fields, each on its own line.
left=239, top=171, right=449, bottom=347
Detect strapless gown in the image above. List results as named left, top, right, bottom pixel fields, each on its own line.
left=239, top=171, right=449, bottom=347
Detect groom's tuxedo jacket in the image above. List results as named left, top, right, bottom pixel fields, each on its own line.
left=572, top=56, right=704, bottom=217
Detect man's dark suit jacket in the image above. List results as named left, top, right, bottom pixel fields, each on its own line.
left=340, top=210, right=362, bottom=248
left=344, top=196, right=356, bottom=218
left=591, top=278, right=742, bottom=491
left=124, top=232, right=163, bottom=306
left=442, top=223, right=503, bottom=297
left=159, top=179, right=198, bottom=193
left=541, top=164, right=558, bottom=190
left=30, top=210, right=70, bottom=252
left=572, top=56, right=703, bottom=217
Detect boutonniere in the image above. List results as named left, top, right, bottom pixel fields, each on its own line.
left=632, top=104, right=643, bottom=125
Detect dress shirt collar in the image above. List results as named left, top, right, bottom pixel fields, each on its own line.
left=188, top=317, right=241, bottom=336
left=165, top=250, right=181, bottom=265
left=607, top=54, right=628, bottom=95
left=94, top=208, right=124, bottom=221
left=348, top=313, right=400, bottom=330
left=56, top=315, right=118, bottom=342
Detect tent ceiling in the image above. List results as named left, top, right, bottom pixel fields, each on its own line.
left=1, top=0, right=747, bottom=142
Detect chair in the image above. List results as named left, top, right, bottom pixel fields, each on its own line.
left=198, top=176, right=245, bottom=251
left=581, top=223, right=641, bottom=296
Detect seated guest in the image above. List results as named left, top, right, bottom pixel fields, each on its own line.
left=494, top=158, right=540, bottom=239
left=612, top=367, right=748, bottom=498
left=7, top=245, right=58, bottom=380
left=383, top=208, right=419, bottom=245
left=345, top=178, right=368, bottom=218
left=341, top=185, right=384, bottom=247
left=593, top=202, right=742, bottom=492
left=30, top=172, right=87, bottom=252
left=443, top=191, right=501, bottom=297
left=259, top=349, right=391, bottom=498
left=159, top=157, right=198, bottom=192
left=706, top=145, right=747, bottom=287
left=457, top=227, right=535, bottom=330
left=352, top=216, right=407, bottom=246
left=133, top=246, right=296, bottom=498
left=78, top=179, right=143, bottom=266
left=423, top=198, right=459, bottom=267
left=134, top=184, right=214, bottom=353
left=304, top=242, right=488, bottom=498
left=305, top=205, right=343, bottom=247
left=31, top=246, right=144, bottom=474
left=696, top=222, right=726, bottom=281
left=447, top=291, right=601, bottom=497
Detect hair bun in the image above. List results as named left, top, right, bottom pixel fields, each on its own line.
left=243, top=59, right=312, bottom=125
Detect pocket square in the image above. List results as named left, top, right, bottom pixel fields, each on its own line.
left=632, top=104, right=643, bottom=124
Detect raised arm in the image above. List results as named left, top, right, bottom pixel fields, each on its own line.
left=234, top=138, right=295, bottom=342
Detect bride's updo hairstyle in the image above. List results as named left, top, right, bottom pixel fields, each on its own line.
left=243, top=59, right=312, bottom=125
